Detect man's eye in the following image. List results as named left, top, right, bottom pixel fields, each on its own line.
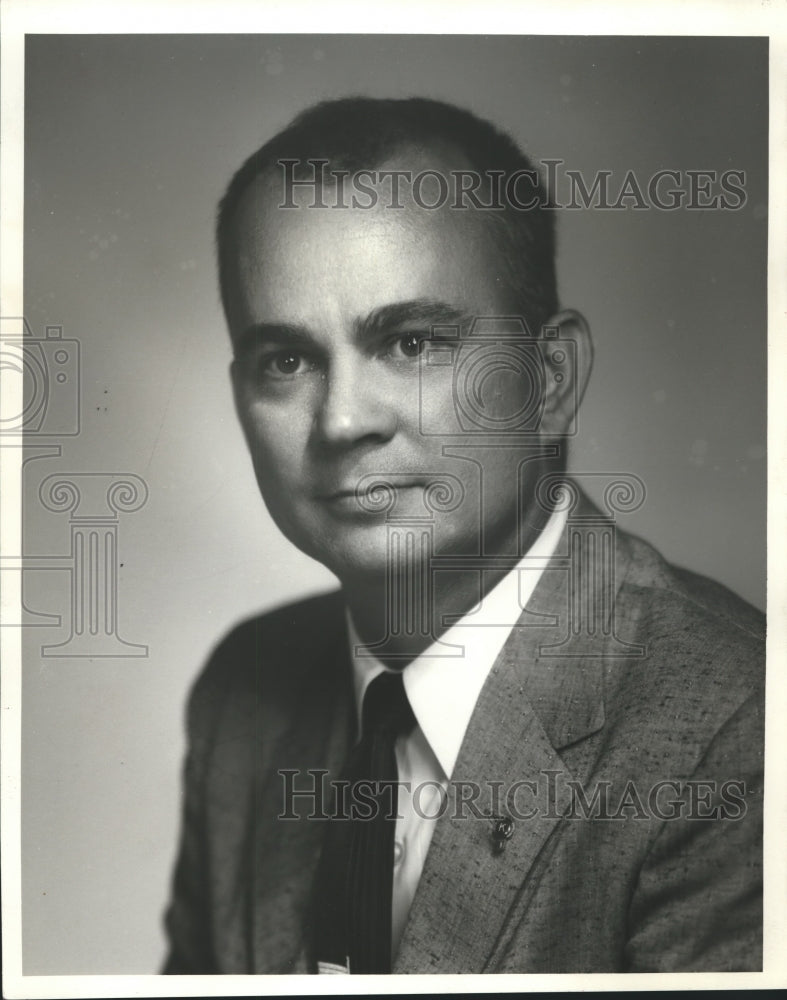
left=392, top=333, right=428, bottom=359
left=263, top=350, right=309, bottom=376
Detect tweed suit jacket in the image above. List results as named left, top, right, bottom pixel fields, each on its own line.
left=162, top=493, right=764, bottom=974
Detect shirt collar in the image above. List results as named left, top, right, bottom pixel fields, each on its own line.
left=347, top=505, right=567, bottom=779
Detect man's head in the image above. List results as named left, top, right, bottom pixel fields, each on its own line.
left=217, top=97, right=559, bottom=336
left=217, top=97, right=591, bottom=586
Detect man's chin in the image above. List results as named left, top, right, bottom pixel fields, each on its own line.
left=312, top=542, right=400, bottom=585
left=277, top=506, right=485, bottom=585
left=300, top=523, right=430, bottom=586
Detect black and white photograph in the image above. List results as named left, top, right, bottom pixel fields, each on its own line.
left=1, top=2, right=784, bottom=995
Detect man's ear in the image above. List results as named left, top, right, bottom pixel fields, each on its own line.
left=539, top=308, right=593, bottom=437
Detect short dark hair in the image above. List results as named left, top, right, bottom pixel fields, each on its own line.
left=216, top=96, right=558, bottom=331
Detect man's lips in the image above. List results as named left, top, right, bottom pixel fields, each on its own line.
left=312, top=475, right=465, bottom=517
left=315, top=480, right=425, bottom=502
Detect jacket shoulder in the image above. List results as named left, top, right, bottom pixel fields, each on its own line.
left=205, top=588, right=345, bottom=672
left=619, top=530, right=765, bottom=644
left=184, top=589, right=346, bottom=738
left=611, top=530, right=764, bottom=736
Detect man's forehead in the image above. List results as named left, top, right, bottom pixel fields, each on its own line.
left=229, top=140, right=482, bottom=228
left=221, top=141, right=512, bottom=335
left=223, top=183, right=513, bottom=339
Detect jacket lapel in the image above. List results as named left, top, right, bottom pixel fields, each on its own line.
left=394, top=493, right=631, bottom=973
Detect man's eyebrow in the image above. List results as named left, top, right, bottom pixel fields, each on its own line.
left=234, top=322, right=315, bottom=356
left=234, top=300, right=472, bottom=355
left=355, top=299, right=472, bottom=339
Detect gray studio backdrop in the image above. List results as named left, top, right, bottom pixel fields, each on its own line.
left=20, top=35, right=766, bottom=973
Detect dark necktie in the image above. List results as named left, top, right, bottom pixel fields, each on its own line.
left=314, top=669, right=417, bottom=974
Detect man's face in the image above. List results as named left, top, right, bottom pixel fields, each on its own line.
left=225, top=155, right=556, bottom=584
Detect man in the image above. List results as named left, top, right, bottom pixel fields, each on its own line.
left=162, top=98, right=763, bottom=974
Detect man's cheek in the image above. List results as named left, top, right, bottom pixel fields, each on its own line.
left=247, top=418, right=300, bottom=467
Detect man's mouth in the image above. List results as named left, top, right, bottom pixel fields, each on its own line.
left=315, top=479, right=426, bottom=506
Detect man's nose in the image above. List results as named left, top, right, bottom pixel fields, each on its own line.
left=312, top=359, right=398, bottom=448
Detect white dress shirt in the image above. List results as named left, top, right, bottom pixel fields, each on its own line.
left=346, top=505, right=567, bottom=959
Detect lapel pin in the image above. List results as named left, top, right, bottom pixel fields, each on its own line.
left=491, top=815, right=515, bottom=855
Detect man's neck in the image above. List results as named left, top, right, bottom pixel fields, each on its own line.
left=342, top=501, right=555, bottom=668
